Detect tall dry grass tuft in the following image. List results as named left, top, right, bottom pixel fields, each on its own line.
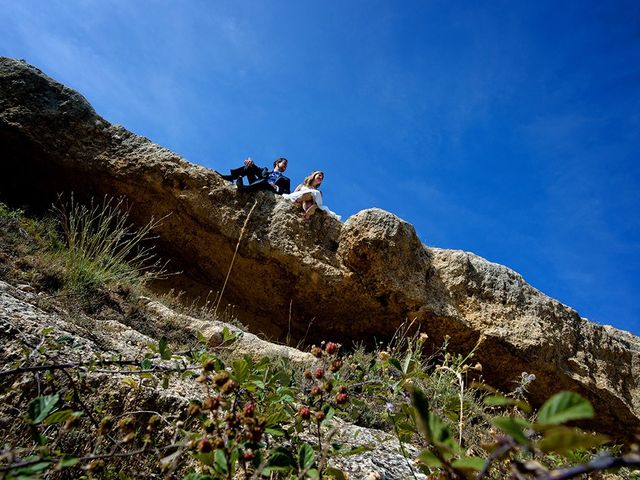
left=53, top=194, right=168, bottom=296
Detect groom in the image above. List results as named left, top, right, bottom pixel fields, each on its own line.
left=217, top=157, right=291, bottom=195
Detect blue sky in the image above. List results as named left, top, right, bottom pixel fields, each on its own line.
left=1, top=0, right=639, bottom=335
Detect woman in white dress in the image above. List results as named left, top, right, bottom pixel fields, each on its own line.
left=283, top=171, right=341, bottom=221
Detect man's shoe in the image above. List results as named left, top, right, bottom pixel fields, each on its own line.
left=235, top=177, right=245, bottom=190
left=215, top=171, right=235, bottom=181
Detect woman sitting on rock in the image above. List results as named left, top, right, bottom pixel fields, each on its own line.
left=283, top=170, right=341, bottom=221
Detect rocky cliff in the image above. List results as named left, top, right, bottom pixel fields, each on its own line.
left=1, top=56, right=638, bottom=439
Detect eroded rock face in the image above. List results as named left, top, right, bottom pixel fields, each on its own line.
left=1, top=57, right=639, bottom=438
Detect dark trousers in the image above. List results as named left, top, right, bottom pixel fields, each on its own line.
left=230, top=164, right=268, bottom=184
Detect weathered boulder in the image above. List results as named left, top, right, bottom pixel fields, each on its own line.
left=1, top=57, right=639, bottom=439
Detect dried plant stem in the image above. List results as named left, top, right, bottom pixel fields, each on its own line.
left=214, top=200, right=258, bottom=317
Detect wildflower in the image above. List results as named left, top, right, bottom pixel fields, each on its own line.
left=311, top=346, right=323, bottom=358
left=419, top=333, right=429, bottom=343
left=325, top=342, right=338, bottom=354
left=97, top=416, right=114, bottom=436
left=298, top=406, right=311, bottom=420
left=315, top=367, right=325, bottom=379
left=203, top=395, right=222, bottom=411
left=197, top=438, right=213, bottom=453
left=213, top=371, right=230, bottom=387
left=147, top=415, right=161, bottom=432
left=203, top=359, right=217, bottom=372
left=378, top=351, right=390, bottom=361
left=84, top=459, right=105, bottom=473
left=243, top=402, right=255, bottom=417
left=249, top=420, right=266, bottom=442
left=304, top=370, right=313, bottom=380
left=329, top=359, right=343, bottom=373
left=203, top=419, right=216, bottom=433
left=198, top=438, right=213, bottom=453
left=187, top=402, right=201, bottom=417
left=311, top=386, right=322, bottom=396
left=221, top=379, right=238, bottom=394
left=315, top=411, right=326, bottom=422
left=213, top=437, right=225, bottom=449
left=225, top=412, right=240, bottom=429
left=118, top=416, right=135, bottom=433
left=335, top=392, right=348, bottom=405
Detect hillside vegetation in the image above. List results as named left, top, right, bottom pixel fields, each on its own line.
left=0, top=199, right=638, bottom=479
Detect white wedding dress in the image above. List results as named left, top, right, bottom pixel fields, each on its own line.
left=283, top=186, right=341, bottom=221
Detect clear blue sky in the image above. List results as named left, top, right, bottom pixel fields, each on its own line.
left=2, top=1, right=639, bottom=335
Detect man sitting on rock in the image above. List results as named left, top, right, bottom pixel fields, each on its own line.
left=217, top=157, right=291, bottom=194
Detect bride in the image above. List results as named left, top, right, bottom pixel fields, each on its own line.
left=283, top=170, right=341, bottom=221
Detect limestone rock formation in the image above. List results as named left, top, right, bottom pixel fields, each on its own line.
left=1, top=56, right=639, bottom=438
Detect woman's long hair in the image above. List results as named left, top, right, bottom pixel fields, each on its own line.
left=302, top=171, right=324, bottom=188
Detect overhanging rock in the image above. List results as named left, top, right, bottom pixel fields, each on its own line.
left=1, top=56, right=638, bottom=439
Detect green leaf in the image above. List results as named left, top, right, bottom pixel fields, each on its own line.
left=222, top=326, right=238, bottom=343
left=57, top=456, right=80, bottom=468
left=141, top=358, right=152, bottom=370
left=452, top=456, right=485, bottom=471
left=324, top=467, right=348, bottom=480
left=537, top=392, right=594, bottom=426
left=484, top=395, right=518, bottom=406
left=537, top=426, right=609, bottom=454
left=193, top=451, right=215, bottom=467
left=402, top=351, right=412, bottom=374
left=229, top=447, right=239, bottom=477
left=410, top=385, right=432, bottom=440
left=214, top=449, right=228, bottom=475
left=232, top=359, right=250, bottom=384
left=196, top=330, right=208, bottom=344
left=298, top=443, right=315, bottom=470
left=492, top=416, right=531, bottom=445
left=263, top=447, right=296, bottom=475
left=183, top=473, right=216, bottom=480
left=159, top=336, right=172, bottom=360
left=306, top=468, right=320, bottom=479
left=416, top=450, right=442, bottom=467
left=41, top=326, right=54, bottom=336
left=121, top=377, right=138, bottom=389
left=323, top=405, right=336, bottom=422
left=483, top=395, right=532, bottom=413
left=389, top=357, right=403, bottom=373
left=265, top=426, right=286, bottom=437
left=28, top=394, right=60, bottom=424
left=15, top=461, right=51, bottom=474
left=43, top=409, right=76, bottom=425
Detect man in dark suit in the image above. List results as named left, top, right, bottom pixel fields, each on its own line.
left=217, top=157, right=291, bottom=194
